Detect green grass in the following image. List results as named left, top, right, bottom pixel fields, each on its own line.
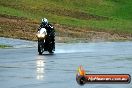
left=0, top=0, right=132, bottom=33
left=0, top=6, right=36, bottom=19
left=0, top=44, right=12, bottom=48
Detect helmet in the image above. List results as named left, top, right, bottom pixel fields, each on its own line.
left=42, top=18, right=48, bottom=25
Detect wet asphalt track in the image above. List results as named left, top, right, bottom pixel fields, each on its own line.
left=0, top=37, right=132, bottom=88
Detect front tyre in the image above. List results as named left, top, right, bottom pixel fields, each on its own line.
left=38, top=42, right=43, bottom=55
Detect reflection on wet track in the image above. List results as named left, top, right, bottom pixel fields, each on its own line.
left=36, top=56, right=45, bottom=80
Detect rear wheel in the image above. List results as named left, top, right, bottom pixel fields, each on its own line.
left=48, top=42, right=54, bottom=54
left=48, top=50, right=54, bottom=54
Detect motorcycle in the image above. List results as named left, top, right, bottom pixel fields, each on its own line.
left=36, top=28, right=55, bottom=55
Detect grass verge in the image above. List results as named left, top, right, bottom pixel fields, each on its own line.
left=0, top=44, right=12, bottom=48
left=0, top=0, right=132, bottom=42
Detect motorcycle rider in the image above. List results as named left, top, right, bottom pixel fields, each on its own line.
left=38, top=18, right=55, bottom=51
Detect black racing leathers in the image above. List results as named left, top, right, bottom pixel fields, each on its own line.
left=38, top=23, right=55, bottom=51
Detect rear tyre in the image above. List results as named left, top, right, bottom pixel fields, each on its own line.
left=48, top=43, right=54, bottom=54
left=49, top=50, right=54, bottom=54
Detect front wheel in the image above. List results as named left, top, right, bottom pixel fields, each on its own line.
left=38, top=42, right=43, bottom=55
